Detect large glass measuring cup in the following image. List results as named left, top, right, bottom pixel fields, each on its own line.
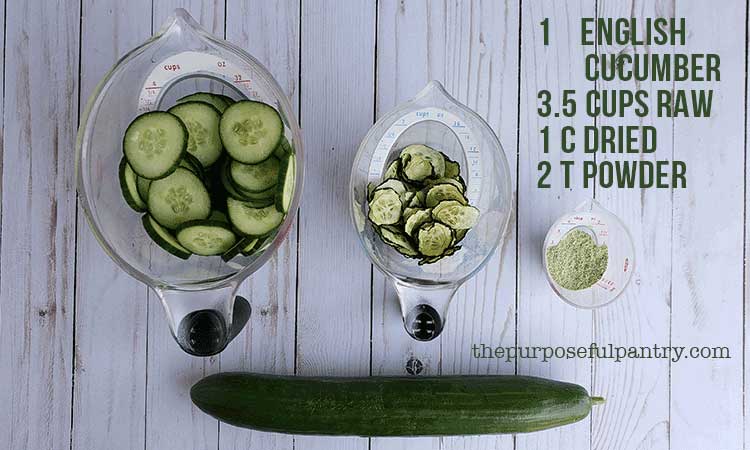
left=76, top=10, right=303, bottom=356
left=350, top=81, right=513, bottom=341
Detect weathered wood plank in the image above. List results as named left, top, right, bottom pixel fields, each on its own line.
left=671, top=2, right=745, bottom=449
left=219, top=0, right=299, bottom=447
left=144, top=3, right=224, bottom=450
left=589, top=2, right=672, bottom=449
left=371, top=3, right=444, bottom=449
left=296, top=0, right=376, bottom=449
left=0, top=0, right=80, bottom=449
left=436, top=2, right=519, bottom=449
left=71, top=2, right=152, bottom=450
left=516, top=1, right=596, bottom=449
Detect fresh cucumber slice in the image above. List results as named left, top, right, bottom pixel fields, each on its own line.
left=250, top=234, right=275, bottom=255
left=179, top=152, right=205, bottom=180
left=432, top=200, right=479, bottom=230
left=227, top=197, right=285, bottom=236
left=217, top=94, right=236, bottom=105
left=273, top=136, right=294, bottom=159
left=177, top=92, right=230, bottom=113
left=368, top=188, right=402, bottom=226
left=425, top=184, right=467, bottom=208
left=399, top=144, right=445, bottom=182
left=221, top=236, right=258, bottom=261
left=220, top=100, right=283, bottom=164
left=417, top=222, right=454, bottom=257
left=123, top=111, right=186, bottom=180
left=209, top=210, right=229, bottom=223
left=175, top=220, right=237, bottom=256
left=119, top=158, right=147, bottom=212
left=275, top=154, right=295, bottom=213
left=141, top=214, right=191, bottom=259
left=147, top=167, right=211, bottom=229
left=404, top=209, right=433, bottom=237
left=136, top=176, right=151, bottom=203
left=168, top=101, right=223, bottom=167
left=241, top=237, right=261, bottom=255
left=229, top=156, right=280, bottom=193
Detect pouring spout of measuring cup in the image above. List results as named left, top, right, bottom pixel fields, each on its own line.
left=393, top=279, right=458, bottom=341
left=154, top=283, right=251, bottom=357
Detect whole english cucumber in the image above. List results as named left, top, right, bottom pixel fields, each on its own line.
left=191, top=372, right=604, bottom=436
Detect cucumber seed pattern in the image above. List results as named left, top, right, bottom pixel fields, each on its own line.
left=233, top=116, right=267, bottom=146
left=183, top=119, right=208, bottom=153
left=165, top=186, right=194, bottom=214
left=138, top=128, right=168, bottom=157
left=190, top=231, right=224, bottom=251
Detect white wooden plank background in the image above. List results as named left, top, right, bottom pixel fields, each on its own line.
left=0, top=1, right=747, bottom=449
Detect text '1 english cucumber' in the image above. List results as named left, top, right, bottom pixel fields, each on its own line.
left=367, top=144, right=478, bottom=265
left=119, top=92, right=296, bottom=260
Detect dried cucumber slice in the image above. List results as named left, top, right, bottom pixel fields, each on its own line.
left=400, top=144, right=445, bottom=182
left=373, top=179, right=407, bottom=197
left=379, top=227, right=419, bottom=257
left=426, top=177, right=465, bottom=193
left=368, top=188, right=402, bottom=226
left=432, top=200, right=479, bottom=230
left=417, top=222, right=454, bottom=257
left=176, top=220, right=237, bottom=256
left=419, top=245, right=460, bottom=265
left=402, top=207, right=420, bottom=222
left=441, top=153, right=461, bottom=179
left=409, top=190, right=426, bottom=208
left=383, top=159, right=401, bottom=180
left=404, top=209, right=433, bottom=237
left=425, top=184, right=468, bottom=208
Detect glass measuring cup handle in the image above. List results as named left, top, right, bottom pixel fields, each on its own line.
left=393, top=280, right=458, bottom=341
left=155, top=283, right=251, bottom=357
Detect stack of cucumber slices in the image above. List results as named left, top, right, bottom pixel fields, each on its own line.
left=367, top=144, right=479, bottom=265
left=119, top=92, right=296, bottom=261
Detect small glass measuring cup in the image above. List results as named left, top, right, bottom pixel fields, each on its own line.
left=76, top=9, right=304, bottom=356
left=350, top=81, right=513, bottom=341
left=542, top=199, right=635, bottom=308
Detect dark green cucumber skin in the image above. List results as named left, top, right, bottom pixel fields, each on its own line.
left=191, top=373, right=596, bottom=437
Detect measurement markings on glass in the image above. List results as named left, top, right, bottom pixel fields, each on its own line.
left=368, top=107, right=483, bottom=204
left=138, top=51, right=266, bottom=112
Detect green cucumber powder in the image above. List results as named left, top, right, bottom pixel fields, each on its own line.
left=546, top=229, right=608, bottom=291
